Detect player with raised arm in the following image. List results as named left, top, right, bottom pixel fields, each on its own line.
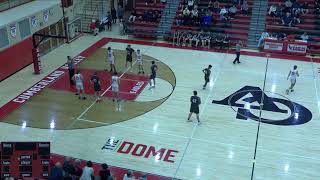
left=286, top=65, right=299, bottom=95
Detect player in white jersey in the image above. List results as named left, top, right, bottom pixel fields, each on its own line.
left=136, top=49, right=144, bottom=74
left=111, top=72, right=121, bottom=111
left=286, top=65, right=299, bottom=95
left=72, top=70, right=86, bottom=100
left=107, top=47, right=116, bottom=72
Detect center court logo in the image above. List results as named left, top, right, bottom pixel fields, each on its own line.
left=212, top=86, right=312, bottom=126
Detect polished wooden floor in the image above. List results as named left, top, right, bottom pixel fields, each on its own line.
left=0, top=31, right=320, bottom=180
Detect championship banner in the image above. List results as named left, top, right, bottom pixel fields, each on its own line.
left=287, top=43, right=307, bottom=54
left=264, top=41, right=283, bottom=51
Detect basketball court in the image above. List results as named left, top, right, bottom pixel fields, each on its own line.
left=0, top=35, right=320, bottom=179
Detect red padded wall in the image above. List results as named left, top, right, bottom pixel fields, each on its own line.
left=0, top=37, right=33, bottom=81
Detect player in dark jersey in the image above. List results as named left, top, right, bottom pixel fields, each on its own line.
left=90, top=72, right=101, bottom=101
left=187, top=91, right=201, bottom=124
left=203, top=65, right=212, bottom=89
left=126, top=44, right=134, bottom=68
left=149, top=61, right=158, bottom=89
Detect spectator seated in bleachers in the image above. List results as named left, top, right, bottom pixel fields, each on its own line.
left=172, top=30, right=231, bottom=50
left=301, top=2, right=309, bottom=14
left=213, top=0, right=221, bottom=13
left=316, top=0, right=320, bottom=15
left=202, top=12, right=213, bottom=31
left=128, top=11, right=138, bottom=23
left=241, top=0, right=249, bottom=15
left=281, top=12, right=293, bottom=26
left=220, top=6, right=228, bottom=16
left=284, top=0, right=293, bottom=12
left=268, top=4, right=277, bottom=16
left=187, top=0, right=195, bottom=10
left=228, top=4, right=238, bottom=17
left=300, top=32, right=309, bottom=42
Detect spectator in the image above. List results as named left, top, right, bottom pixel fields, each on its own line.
left=99, top=163, right=111, bottom=180
left=281, top=12, right=293, bottom=26
left=80, top=161, right=94, bottom=180
left=117, top=5, right=124, bottom=21
left=257, top=31, right=270, bottom=47
left=229, top=4, right=237, bottom=17
left=111, top=7, right=117, bottom=23
left=268, top=4, right=277, bottom=16
left=139, top=174, right=147, bottom=180
left=213, top=0, right=220, bottom=13
left=220, top=6, right=228, bottom=16
left=292, top=15, right=301, bottom=26
left=292, top=0, right=302, bottom=15
left=301, top=2, right=309, bottom=14
left=119, top=19, right=125, bottom=35
left=123, top=170, right=136, bottom=180
left=49, top=162, right=64, bottom=180
left=107, top=12, right=112, bottom=30
left=187, top=0, right=194, bottom=10
left=160, top=0, right=167, bottom=3
left=241, top=0, right=249, bottom=15
left=73, top=159, right=83, bottom=179
left=300, top=32, right=309, bottom=41
left=284, top=0, right=292, bottom=12
left=128, top=11, right=137, bottom=23
left=63, top=157, right=75, bottom=177
left=89, top=20, right=98, bottom=36
left=202, top=13, right=213, bottom=30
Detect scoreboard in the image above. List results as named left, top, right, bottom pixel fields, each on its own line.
left=0, top=142, right=50, bottom=179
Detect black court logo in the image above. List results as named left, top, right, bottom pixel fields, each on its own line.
left=212, top=86, right=312, bottom=126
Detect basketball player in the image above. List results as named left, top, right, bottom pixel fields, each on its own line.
left=203, top=65, right=212, bottom=89
left=111, top=72, right=121, bottom=111
left=286, top=65, right=299, bottom=95
left=72, top=70, right=86, bottom=100
left=67, top=56, right=75, bottom=86
left=90, top=72, right=101, bottom=100
left=126, top=44, right=134, bottom=68
left=187, top=91, right=201, bottom=124
left=107, top=47, right=116, bottom=72
left=149, top=61, right=158, bottom=89
left=136, top=49, right=144, bottom=74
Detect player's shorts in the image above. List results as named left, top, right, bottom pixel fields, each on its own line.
left=204, top=76, right=209, bottom=83
left=190, top=105, right=199, bottom=114
left=290, top=77, right=296, bottom=85
left=126, top=55, right=132, bottom=62
left=108, top=58, right=114, bottom=65
left=150, top=73, right=156, bottom=80
left=76, top=83, right=84, bottom=91
left=112, top=85, right=119, bottom=92
left=137, top=60, right=143, bottom=65
left=94, top=84, right=101, bottom=92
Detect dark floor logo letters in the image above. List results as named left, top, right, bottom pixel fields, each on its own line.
left=212, top=86, right=312, bottom=125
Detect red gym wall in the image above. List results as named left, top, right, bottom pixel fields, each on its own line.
left=0, top=37, right=33, bottom=81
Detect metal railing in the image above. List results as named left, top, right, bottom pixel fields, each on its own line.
left=0, top=0, right=34, bottom=12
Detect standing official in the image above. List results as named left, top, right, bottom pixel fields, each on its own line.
left=233, top=41, right=242, bottom=64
